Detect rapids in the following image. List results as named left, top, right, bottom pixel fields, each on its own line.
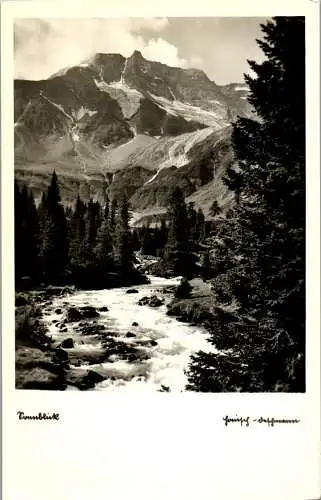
left=42, top=276, right=217, bottom=392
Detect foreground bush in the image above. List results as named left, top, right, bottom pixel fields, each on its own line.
left=175, top=278, right=192, bottom=299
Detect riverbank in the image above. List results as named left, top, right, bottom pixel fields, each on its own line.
left=15, top=298, right=69, bottom=390
left=166, top=278, right=241, bottom=348
left=166, top=278, right=216, bottom=324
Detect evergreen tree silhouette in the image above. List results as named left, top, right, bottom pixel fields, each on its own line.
left=39, top=171, right=69, bottom=282
left=69, top=194, right=86, bottom=268
left=113, top=196, right=134, bottom=276
left=187, top=17, right=305, bottom=392
left=163, top=186, right=196, bottom=277
left=15, top=182, right=40, bottom=283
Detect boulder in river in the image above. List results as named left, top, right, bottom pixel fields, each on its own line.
left=99, top=306, right=109, bottom=312
left=149, top=295, right=164, bottom=307
left=60, top=338, right=74, bottom=349
left=79, top=370, right=105, bottom=390
left=127, top=351, right=149, bottom=363
left=138, top=295, right=164, bottom=307
left=132, top=322, right=139, bottom=327
left=136, top=339, right=158, bottom=347
left=54, top=348, right=69, bottom=363
left=159, top=385, right=170, bottom=392
left=126, top=332, right=136, bottom=338
left=137, top=296, right=149, bottom=306
left=77, top=321, right=89, bottom=329
left=126, top=288, right=139, bottom=294
left=55, top=308, right=62, bottom=314
left=79, top=324, right=105, bottom=336
left=66, top=369, right=105, bottom=390
left=66, top=307, right=82, bottom=322
left=80, top=306, right=100, bottom=319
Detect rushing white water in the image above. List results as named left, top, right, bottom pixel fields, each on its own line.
left=42, top=276, right=217, bottom=392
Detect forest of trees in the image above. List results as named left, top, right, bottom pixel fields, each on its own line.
left=186, top=17, right=305, bottom=392
left=15, top=172, right=209, bottom=289
left=15, top=172, right=146, bottom=289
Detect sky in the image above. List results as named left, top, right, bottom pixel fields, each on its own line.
left=14, top=17, right=267, bottom=84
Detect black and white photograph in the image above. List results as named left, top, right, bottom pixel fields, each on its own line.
left=14, top=16, right=305, bottom=393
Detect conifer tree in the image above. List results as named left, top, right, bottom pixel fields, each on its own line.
left=39, top=171, right=69, bottom=282
left=93, top=200, right=102, bottom=233
left=109, top=198, right=118, bottom=235
left=94, top=218, right=114, bottom=275
left=15, top=182, right=40, bottom=283
left=14, top=181, right=24, bottom=281
left=82, top=199, right=101, bottom=267
left=200, top=249, right=212, bottom=281
left=158, top=219, right=168, bottom=255
left=69, top=195, right=86, bottom=268
left=38, top=191, right=47, bottom=232
left=163, top=186, right=196, bottom=277
left=113, top=196, right=134, bottom=276
left=104, top=196, right=109, bottom=220
left=141, top=224, right=154, bottom=255
left=195, top=208, right=205, bottom=241
left=131, top=228, right=140, bottom=252
left=209, top=200, right=222, bottom=218
left=175, top=276, right=192, bottom=299
left=187, top=17, right=305, bottom=392
left=26, top=190, right=40, bottom=276
left=187, top=202, right=197, bottom=231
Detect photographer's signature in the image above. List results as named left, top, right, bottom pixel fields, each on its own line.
left=223, top=415, right=300, bottom=427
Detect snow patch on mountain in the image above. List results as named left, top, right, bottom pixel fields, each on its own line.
left=209, top=99, right=225, bottom=106
left=72, top=106, right=97, bottom=120
left=234, top=85, right=249, bottom=91
left=148, top=93, right=227, bottom=127
left=168, top=87, right=177, bottom=101
left=120, top=57, right=129, bottom=84
left=94, top=77, right=143, bottom=118
left=15, top=99, right=33, bottom=127
left=144, top=127, right=215, bottom=185
left=101, top=134, right=156, bottom=171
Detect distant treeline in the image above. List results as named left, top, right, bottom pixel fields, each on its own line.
left=15, top=172, right=213, bottom=289
left=15, top=172, right=141, bottom=289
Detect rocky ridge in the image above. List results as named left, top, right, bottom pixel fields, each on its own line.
left=14, top=50, right=252, bottom=221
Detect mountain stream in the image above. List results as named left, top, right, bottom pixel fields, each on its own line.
left=42, top=276, right=216, bottom=392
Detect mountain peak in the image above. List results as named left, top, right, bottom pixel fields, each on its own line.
left=131, top=50, right=143, bottom=57
left=130, top=50, right=145, bottom=61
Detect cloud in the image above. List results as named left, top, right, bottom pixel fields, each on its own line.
left=141, top=38, right=187, bottom=68
left=14, top=18, right=188, bottom=80
left=129, top=17, right=169, bottom=32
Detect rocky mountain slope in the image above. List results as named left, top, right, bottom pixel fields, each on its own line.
left=14, top=50, right=252, bottom=222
